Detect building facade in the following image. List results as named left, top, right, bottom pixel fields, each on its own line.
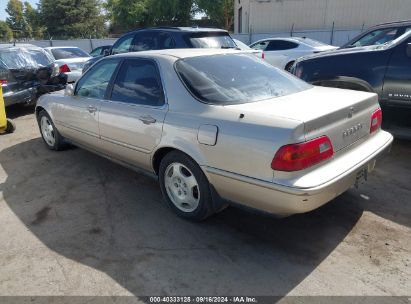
left=234, top=0, right=411, bottom=35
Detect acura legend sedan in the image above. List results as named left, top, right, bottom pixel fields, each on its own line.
left=35, top=49, right=393, bottom=221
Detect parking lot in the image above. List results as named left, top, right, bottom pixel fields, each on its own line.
left=0, top=105, right=409, bottom=296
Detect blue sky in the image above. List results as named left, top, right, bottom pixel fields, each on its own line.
left=0, top=0, right=39, bottom=21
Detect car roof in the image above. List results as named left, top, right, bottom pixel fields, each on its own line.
left=112, top=48, right=244, bottom=60
left=370, top=20, right=411, bottom=28
left=0, top=43, right=37, bottom=49
left=44, top=46, right=84, bottom=49
left=125, top=26, right=227, bottom=34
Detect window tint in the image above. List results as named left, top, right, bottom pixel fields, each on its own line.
left=186, top=32, right=237, bottom=49
left=266, top=40, right=298, bottom=51
left=112, top=35, right=134, bottom=54
left=175, top=53, right=311, bottom=105
left=90, top=47, right=102, bottom=56
left=75, top=60, right=119, bottom=99
left=51, top=48, right=90, bottom=59
left=352, top=28, right=398, bottom=47
left=110, top=59, right=164, bottom=106
left=250, top=40, right=269, bottom=51
left=130, top=32, right=175, bottom=52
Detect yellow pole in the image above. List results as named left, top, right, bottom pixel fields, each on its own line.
left=0, top=86, right=15, bottom=134
left=0, top=86, right=7, bottom=132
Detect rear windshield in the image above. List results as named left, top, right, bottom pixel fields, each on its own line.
left=186, top=32, right=237, bottom=49
left=51, top=47, right=90, bottom=59
left=297, top=38, right=328, bottom=47
left=175, top=53, right=311, bottom=105
left=0, top=48, right=53, bottom=69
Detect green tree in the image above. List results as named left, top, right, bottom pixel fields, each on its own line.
left=5, top=0, right=29, bottom=38
left=39, top=0, right=107, bottom=39
left=197, top=0, right=234, bottom=30
left=106, top=0, right=196, bottom=33
left=24, top=2, right=45, bottom=39
left=149, top=0, right=195, bottom=26
left=0, top=21, right=14, bottom=41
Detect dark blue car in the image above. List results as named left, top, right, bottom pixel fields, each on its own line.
left=83, top=26, right=237, bottom=73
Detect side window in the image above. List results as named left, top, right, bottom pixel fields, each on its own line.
left=251, top=40, right=269, bottom=51
left=267, top=40, right=298, bottom=51
left=132, top=33, right=159, bottom=51
left=352, top=28, right=398, bottom=47
left=90, top=47, right=101, bottom=56
left=158, top=32, right=176, bottom=49
left=110, top=59, right=164, bottom=106
left=75, top=60, right=119, bottom=99
left=112, top=35, right=134, bottom=55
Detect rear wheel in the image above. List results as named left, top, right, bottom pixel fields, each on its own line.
left=37, top=110, right=66, bottom=150
left=285, top=61, right=295, bottom=72
left=159, top=151, right=214, bottom=221
left=5, top=119, right=16, bottom=133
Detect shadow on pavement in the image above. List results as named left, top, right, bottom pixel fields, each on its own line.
left=0, top=137, right=408, bottom=295
left=5, top=104, right=36, bottom=119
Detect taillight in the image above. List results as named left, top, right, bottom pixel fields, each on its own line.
left=0, top=79, right=7, bottom=85
left=370, top=108, right=382, bottom=134
left=261, top=51, right=264, bottom=60
left=271, top=136, right=334, bottom=172
left=59, top=64, right=71, bottom=73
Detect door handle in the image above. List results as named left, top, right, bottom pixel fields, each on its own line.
left=139, top=115, right=156, bottom=125
left=87, top=105, right=97, bottom=113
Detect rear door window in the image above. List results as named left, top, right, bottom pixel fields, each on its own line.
left=110, top=59, right=164, bottom=106
left=266, top=40, right=299, bottom=51
left=250, top=40, right=269, bottom=51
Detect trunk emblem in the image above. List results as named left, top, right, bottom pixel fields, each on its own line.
left=348, top=106, right=355, bottom=118
left=343, top=123, right=363, bottom=138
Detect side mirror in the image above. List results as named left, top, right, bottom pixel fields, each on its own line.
left=103, top=49, right=110, bottom=56
left=65, top=83, right=74, bottom=96
left=407, top=43, right=411, bottom=57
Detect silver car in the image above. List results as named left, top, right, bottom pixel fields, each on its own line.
left=44, top=47, right=91, bottom=83
left=250, top=37, right=337, bottom=71
left=35, top=49, right=393, bottom=221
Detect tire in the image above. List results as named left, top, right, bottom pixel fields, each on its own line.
left=5, top=119, right=16, bottom=133
left=285, top=61, right=295, bottom=72
left=37, top=110, right=66, bottom=151
left=159, top=151, right=214, bottom=221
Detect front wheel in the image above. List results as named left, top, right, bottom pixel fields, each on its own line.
left=37, top=110, right=66, bottom=150
left=159, top=151, right=214, bottom=221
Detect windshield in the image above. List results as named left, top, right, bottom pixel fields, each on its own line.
left=0, top=48, right=53, bottom=69
left=186, top=32, right=237, bottom=49
left=51, top=47, right=90, bottom=60
left=175, top=53, right=311, bottom=105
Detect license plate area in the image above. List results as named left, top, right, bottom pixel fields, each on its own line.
left=355, top=167, right=368, bottom=188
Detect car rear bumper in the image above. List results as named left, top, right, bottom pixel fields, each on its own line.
left=205, top=130, right=393, bottom=216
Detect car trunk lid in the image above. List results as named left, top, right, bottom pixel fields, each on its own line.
left=225, top=86, right=379, bottom=153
